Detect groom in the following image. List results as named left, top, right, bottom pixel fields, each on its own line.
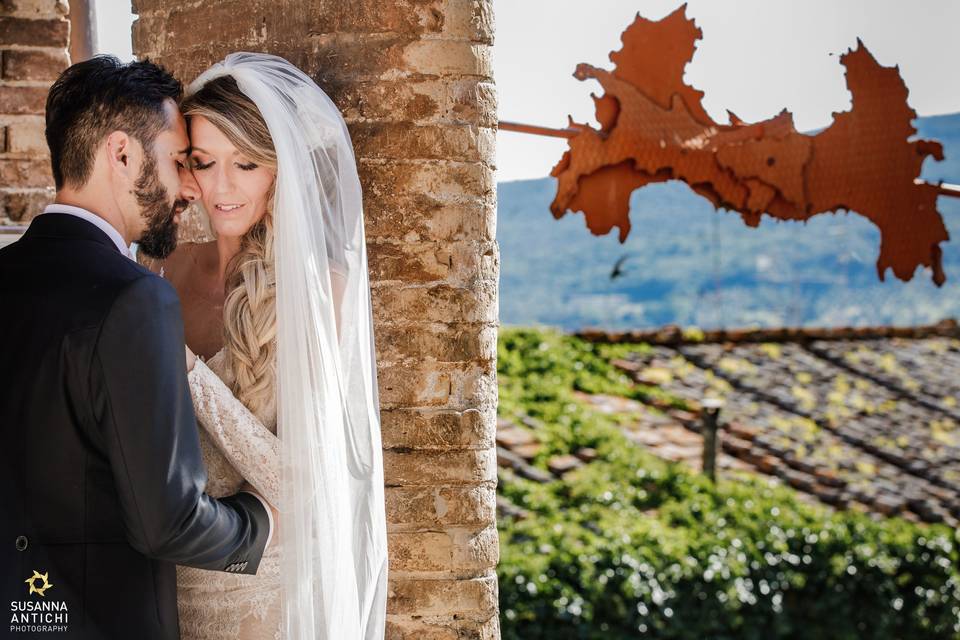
left=0, top=57, right=274, bottom=639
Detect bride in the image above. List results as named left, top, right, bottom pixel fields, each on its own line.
left=139, top=53, right=388, bottom=639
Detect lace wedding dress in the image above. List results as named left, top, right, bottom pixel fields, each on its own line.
left=142, top=51, right=389, bottom=639
left=178, top=346, right=283, bottom=640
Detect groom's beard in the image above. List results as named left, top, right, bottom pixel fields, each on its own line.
left=135, top=154, right=187, bottom=260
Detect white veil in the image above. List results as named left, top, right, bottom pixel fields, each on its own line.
left=185, top=53, right=388, bottom=639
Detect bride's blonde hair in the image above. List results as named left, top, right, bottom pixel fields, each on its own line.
left=181, top=76, right=278, bottom=416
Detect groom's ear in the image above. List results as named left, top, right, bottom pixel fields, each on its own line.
left=104, top=130, right=140, bottom=183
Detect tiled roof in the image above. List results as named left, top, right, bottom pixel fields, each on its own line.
left=496, top=320, right=960, bottom=526
left=584, top=320, right=960, bottom=525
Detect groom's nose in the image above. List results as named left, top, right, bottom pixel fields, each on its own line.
left=179, top=165, right=200, bottom=202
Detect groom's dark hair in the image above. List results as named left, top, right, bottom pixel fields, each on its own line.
left=45, top=55, right=182, bottom=190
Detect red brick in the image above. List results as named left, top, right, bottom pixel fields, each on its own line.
left=363, top=195, right=496, bottom=244
left=0, top=17, right=68, bottom=47
left=385, top=486, right=496, bottom=526
left=383, top=449, right=496, bottom=486
left=310, top=0, right=441, bottom=36
left=380, top=406, right=495, bottom=450
left=374, top=323, right=497, bottom=365
left=0, top=158, right=52, bottom=188
left=0, top=187, right=53, bottom=222
left=358, top=158, right=494, bottom=202
left=2, top=49, right=67, bottom=81
left=333, top=79, right=497, bottom=127
left=386, top=617, right=495, bottom=640
left=4, top=117, right=46, bottom=154
left=0, top=86, right=47, bottom=114
left=387, top=574, right=498, bottom=616
left=366, top=239, right=498, bottom=285
left=351, top=122, right=494, bottom=163
left=129, top=0, right=163, bottom=16
left=163, top=1, right=266, bottom=51
left=377, top=360, right=496, bottom=409
left=371, top=282, right=498, bottom=325
left=0, top=1, right=68, bottom=19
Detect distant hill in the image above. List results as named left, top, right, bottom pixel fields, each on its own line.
left=496, top=112, right=960, bottom=331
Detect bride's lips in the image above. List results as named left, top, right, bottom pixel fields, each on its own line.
left=213, top=203, right=245, bottom=215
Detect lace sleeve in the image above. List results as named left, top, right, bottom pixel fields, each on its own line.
left=188, top=358, right=280, bottom=507
left=136, top=250, right=164, bottom=276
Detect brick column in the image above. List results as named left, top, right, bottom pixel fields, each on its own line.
left=132, top=2, right=501, bottom=638
left=0, top=0, right=69, bottom=226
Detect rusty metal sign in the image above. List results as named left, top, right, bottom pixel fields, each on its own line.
left=510, top=4, right=952, bottom=285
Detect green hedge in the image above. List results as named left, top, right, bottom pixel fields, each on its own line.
left=497, top=327, right=960, bottom=639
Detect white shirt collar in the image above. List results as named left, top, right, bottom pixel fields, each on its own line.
left=42, top=204, right=134, bottom=260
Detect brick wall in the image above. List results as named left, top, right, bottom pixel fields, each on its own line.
left=0, top=0, right=69, bottom=226
left=132, top=1, right=501, bottom=638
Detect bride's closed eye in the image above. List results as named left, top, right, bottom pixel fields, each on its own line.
left=190, top=158, right=259, bottom=171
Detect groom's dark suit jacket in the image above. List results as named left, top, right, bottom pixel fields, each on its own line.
left=0, top=212, right=271, bottom=639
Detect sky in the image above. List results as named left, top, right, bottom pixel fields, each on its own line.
left=94, top=0, right=960, bottom=181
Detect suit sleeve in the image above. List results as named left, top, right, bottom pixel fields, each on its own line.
left=90, top=274, right=269, bottom=574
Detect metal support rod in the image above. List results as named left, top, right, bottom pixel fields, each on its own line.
left=917, top=180, right=960, bottom=199
left=700, top=398, right=724, bottom=482
left=498, top=120, right=960, bottom=199
left=498, top=120, right=578, bottom=139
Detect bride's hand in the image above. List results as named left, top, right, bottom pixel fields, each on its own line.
left=185, top=345, right=197, bottom=372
